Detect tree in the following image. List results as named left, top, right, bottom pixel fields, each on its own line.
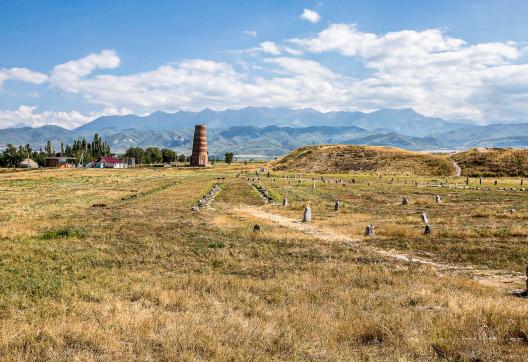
left=124, top=147, right=145, bottom=164
left=2, top=144, right=21, bottom=167
left=161, top=148, right=176, bottom=163
left=45, top=140, right=54, bottom=157
left=145, top=147, right=163, bottom=164
left=91, top=133, right=110, bottom=158
left=177, top=154, right=187, bottom=163
left=225, top=152, right=234, bottom=165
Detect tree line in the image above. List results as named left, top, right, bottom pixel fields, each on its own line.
left=0, top=133, right=111, bottom=167
left=124, top=147, right=185, bottom=164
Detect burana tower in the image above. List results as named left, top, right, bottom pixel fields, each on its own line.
left=190, top=124, right=208, bottom=167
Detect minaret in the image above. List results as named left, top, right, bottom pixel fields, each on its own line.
left=190, top=124, right=208, bottom=166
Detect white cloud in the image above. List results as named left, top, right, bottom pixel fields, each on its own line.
left=300, top=9, right=321, bottom=23
left=50, top=49, right=120, bottom=92
left=289, top=24, right=528, bottom=121
left=3, top=24, right=528, bottom=123
left=0, top=67, right=48, bottom=87
left=0, top=105, right=131, bottom=129
left=244, top=41, right=281, bottom=56
left=265, top=57, right=336, bottom=79
left=243, top=30, right=257, bottom=37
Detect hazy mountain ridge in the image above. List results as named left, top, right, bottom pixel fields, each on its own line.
left=1, top=108, right=528, bottom=156
left=74, top=107, right=474, bottom=137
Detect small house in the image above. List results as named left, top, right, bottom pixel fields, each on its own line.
left=46, top=156, right=74, bottom=168
left=19, top=158, right=39, bottom=168
left=94, top=157, right=128, bottom=169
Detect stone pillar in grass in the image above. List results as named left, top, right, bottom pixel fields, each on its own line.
left=334, top=201, right=340, bottom=211
left=283, top=198, right=288, bottom=207
left=365, top=225, right=374, bottom=236
left=402, top=197, right=409, bottom=205
left=303, top=207, right=312, bottom=223
left=421, top=212, right=431, bottom=235
left=435, top=195, right=441, bottom=203
left=312, top=182, right=316, bottom=190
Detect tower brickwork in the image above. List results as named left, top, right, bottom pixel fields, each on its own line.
left=191, top=124, right=208, bottom=167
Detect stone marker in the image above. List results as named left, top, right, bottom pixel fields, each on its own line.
left=522, top=179, right=524, bottom=187
left=402, top=197, right=409, bottom=205
left=267, top=171, right=270, bottom=177
left=494, top=180, right=498, bottom=186
left=282, top=198, right=288, bottom=207
left=303, top=207, right=312, bottom=222
left=334, top=201, right=340, bottom=211
left=312, top=182, right=316, bottom=190
left=479, top=178, right=482, bottom=185
left=421, top=211, right=429, bottom=225
left=253, top=224, right=261, bottom=233
left=435, top=195, right=441, bottom=203
left=365, top=225, right=374, bottom=236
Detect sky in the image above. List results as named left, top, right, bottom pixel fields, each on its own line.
left=1, top=0, right=528, bottom=129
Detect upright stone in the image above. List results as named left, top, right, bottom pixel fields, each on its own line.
left=365, top=225, right=375, bottom=236
left=303, top=207, right=312, bottom=223
left=334, top=201, right=340, bottom=211
left=312, top=182, right=316, bottom=190
left=421, top=212, right=429, bottom=225
left=435, top=195, right=441, bottom=203
left=402, top=197, right=409, bottom=205
left=283, top=198, right=288, bottom=207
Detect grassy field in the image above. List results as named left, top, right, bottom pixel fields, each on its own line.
left=0, top=165, right=527, bottom=360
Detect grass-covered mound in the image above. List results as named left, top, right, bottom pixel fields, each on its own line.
left=271, top=145, right=455, bottom=176
left=452, top=147, right=528, bottom=177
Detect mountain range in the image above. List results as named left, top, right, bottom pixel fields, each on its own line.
left=2, top=107, right=528, bottom=157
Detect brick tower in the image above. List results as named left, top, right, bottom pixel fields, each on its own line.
left=190, top=124, right=208, bottom=167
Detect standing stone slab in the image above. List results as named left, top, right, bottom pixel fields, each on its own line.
left=402, top=197, right=409, bottom=205
left=421, top=212, right=429, bottom=225
left=334, top=201, right=340, bottom=211
left=283, top=198, right=288, bottom=207
left=365, top=225, right=375, bottom=236
left=303, top=207, right=312, bottom=223
left=435, top=195, right=441, bottom=203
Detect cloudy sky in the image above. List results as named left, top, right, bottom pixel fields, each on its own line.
left=1, top=0, right=528, bottom=129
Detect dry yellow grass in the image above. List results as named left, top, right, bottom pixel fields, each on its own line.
left=271, top=145, right=455, bottom=176
left=0, top=165, right=527, bottom=360
left=453, top=147, right=528, bottom=177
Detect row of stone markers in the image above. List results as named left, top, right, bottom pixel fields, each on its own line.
left=252, top=183, right=275, bottom=203
left=191, top=184, right=221, bottom=211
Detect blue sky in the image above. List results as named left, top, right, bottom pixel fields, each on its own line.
left=1, top=0, right=528, bottom=128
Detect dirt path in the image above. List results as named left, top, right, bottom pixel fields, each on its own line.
left=235, top=205, right=525, bottom=291
left=451, top=158, right=462, bottom=177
